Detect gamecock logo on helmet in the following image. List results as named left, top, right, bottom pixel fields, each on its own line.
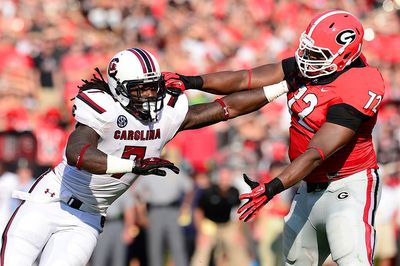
left=108, top=58, right=119, bottom=78
left=336, top=29, right=356, bottom=46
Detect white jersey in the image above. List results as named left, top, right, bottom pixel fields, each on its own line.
left=52, top=89, right=188, bottom=215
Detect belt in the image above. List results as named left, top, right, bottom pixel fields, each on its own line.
left=65, top=197, right=106, bottom=227
left=306, top=182, right=329, bottom=193
left=66, top=197, right=84, bottom=209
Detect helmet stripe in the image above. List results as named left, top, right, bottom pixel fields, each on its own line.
left=132, top=48, right=154, bottom=73
left=140, top=49, right=156, bottom=72
left=308, top=10, right=352, bottom=36
left=128, top=48, right=147, bottom=73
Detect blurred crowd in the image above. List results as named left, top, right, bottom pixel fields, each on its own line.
left=0, top=0, right=400, bottom=265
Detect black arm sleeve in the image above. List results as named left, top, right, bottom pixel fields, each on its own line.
left=281, top=57, right=298, bottom=80
left=326, top=103, right=370, bottom=131
left=281, top=57, right=307, bottom=90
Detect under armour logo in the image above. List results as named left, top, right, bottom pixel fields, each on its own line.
left=44, top=188, right=56, bottom=197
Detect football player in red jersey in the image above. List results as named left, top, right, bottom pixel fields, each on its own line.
left=163, top=10, right=385, bottom=266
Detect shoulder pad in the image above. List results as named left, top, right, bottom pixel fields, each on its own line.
left=161, top=93, right=188, bottom=139
left=333, top=67, right=385, bottom=117
left=73, top=89, right=117, bottom=136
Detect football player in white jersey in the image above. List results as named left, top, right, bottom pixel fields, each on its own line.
left=0, top=48, right=289, bottom=266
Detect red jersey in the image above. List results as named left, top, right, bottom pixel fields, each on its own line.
left=284, top=58, right=385, bottom=183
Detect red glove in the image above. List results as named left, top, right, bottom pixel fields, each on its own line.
left=162, top=72, right=186, bottom=92
left=237, top=174, right=271, bottom=222
left=162, top=72, right=204, bottom=92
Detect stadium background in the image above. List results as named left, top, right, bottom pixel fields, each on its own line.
left=0, top=0, right=399, bottom=265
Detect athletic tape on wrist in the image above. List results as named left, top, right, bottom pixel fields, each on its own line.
left=76, top=144, right=91, bottom=170
left=106, top=155, right=135, bottom=174
left=215, top=98, right=229, bottom=120
left=182, top=75, right=203, bottom=90
left=263, top=80, right=289, bottom=102
left=265, top=177, right=285, bottom=198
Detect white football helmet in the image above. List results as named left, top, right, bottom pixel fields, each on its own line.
left=107, top=48, right=165, bottom=122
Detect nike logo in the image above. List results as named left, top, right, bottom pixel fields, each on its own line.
left=321, top=88, right=328, bottom=92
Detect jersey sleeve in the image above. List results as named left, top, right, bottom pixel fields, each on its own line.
left=163, top=93, right=189, bottom=142
left=326, top=103, right=368, bottom=131
left=335, top=67, right=385, bottom=117
left=73, top=90, right=116, bottom=137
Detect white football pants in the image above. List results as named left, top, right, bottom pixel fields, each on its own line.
left=1, top=170, right=103, bottom=266
left=283, top=168, right=381, bottom=266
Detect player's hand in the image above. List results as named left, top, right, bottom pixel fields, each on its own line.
left=237, top=174, right=270, bottom=222
left=162, top=72, right=203, bottom=91
left=163, top=72, right=187, bottom=92
left=132, top=157, right=180, bottom=176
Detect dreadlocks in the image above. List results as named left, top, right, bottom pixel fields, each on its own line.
left=76, top=68, right=112, bottom=96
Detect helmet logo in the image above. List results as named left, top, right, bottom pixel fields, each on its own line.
left=108, top=58, right=119, bottom=79
left=336, top=29, right=356, bottom=46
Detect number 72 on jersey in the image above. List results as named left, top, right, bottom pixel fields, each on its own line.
left=363, top=90, right=382, bottom=113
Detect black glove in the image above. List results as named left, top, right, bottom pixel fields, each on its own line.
left=132, top=157, right=180, bottom=176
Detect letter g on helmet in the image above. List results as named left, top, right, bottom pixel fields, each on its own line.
left=295, top=10, right=364, bottom=79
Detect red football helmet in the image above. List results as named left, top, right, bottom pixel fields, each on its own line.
left=295, top=10, right=364, bottom=79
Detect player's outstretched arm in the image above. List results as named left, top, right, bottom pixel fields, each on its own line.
left=163, top=62, right=284, bottom=95
left=178, top=81, right=288, bottom=131
left=237, top=122, right=357, bottom=222
left=276, top=122, right=356, bottom=189
left=66, top=124, right=179, bottom=176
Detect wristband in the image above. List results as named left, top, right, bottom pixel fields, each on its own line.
left=106, top=155, right=135, bottom=174
left=307, top=146, right=325, bottom=161
left=76, top=144, right=91, bottom=170
left=180, top=75, right=204, bottom=90
left=247, top=69, right=252, bottom=90
left=215, top=98, right=229, bottom=120
left=264, top=178, right=285, bottom=199
left=263, top=80, right=289, bottom=102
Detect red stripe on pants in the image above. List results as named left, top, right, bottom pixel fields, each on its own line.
left=363, top=169, right=373, bottom=266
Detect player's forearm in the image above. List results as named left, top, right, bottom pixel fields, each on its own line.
left=225, top=80, right=289, bottom=118
left=200, top=70, right=249, bottom=94
left=180, top=81, right=288, bottom=131
left=180, top=88, right=269, bottom=130
left=66, top=143, right=108, bottom=174
left=276, top=149, right=323, bottom=189
left=223, top=87, right=269, bottom=118
left=199, top=63, right=284, bottom=95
